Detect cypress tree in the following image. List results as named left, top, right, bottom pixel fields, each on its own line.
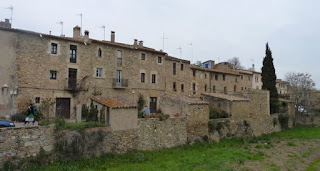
left=261, top=43, right=279, bottom=113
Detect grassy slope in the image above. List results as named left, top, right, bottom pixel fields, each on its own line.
left=30, top=126, right=320, bottom=171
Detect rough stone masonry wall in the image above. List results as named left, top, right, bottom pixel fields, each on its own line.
left=0, top=118, right=186, bottom=166
left=186, top=104, right=209, bottom=142
left=0, top=126, right=55, bottom=165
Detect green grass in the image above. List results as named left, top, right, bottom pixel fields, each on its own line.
left=28, top=126, right=320, bottom=171
left=287, top=141, right=297, bottom=146
left=306, top=157, right=320, bottom=171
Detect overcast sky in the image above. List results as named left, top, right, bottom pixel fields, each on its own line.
left=1, top=0, right=320, bottom=88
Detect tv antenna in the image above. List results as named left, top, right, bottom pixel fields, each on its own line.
left=57, top=21, right=63, bottom=36
left=100, top=25, right=106, bottom=40
left=177, top=46, right=182, bottom=58
left=76, top=13, right=83, bottom=35
left=251, top=58, right=255, bottom=71
left=6, top=5, right=13, bottom=26
left=187, top=43, right=193, bottom=62
left=161, top=33, right=168, bottom=51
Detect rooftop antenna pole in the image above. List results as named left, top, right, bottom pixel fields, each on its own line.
left=6, top=5, right=13, bottom=26
left=161, top=33, right=167, bottom=51
left=77, top=13, right=83, bottom=35
left=100, top=25, right=106, bottom=40
left=177, top=46, right=182, bottom=58
left=57, top=21, right=63, bottom=36
left=251, top=58, right=255, bottom=71
left=187, top=43, right=193, bottom=62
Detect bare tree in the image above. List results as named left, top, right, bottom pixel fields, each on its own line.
left=285, top=72, right=315, bottom=106
left=194, top=60, right=202, bottom=67
left=228, top=57, right=244, bottom=69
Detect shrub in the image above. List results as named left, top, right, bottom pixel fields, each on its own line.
left=55, top=117, right=66, bottom=130
left=209, top=107, right=229, bottom=119
left=10, top=113, right=26, bottom=122
left=278, top=113, right=289, bottom=130
left=273, top=118, right=278, bottom=127
left=159, top=114, right=170, bottom=121
left=137, top=94, right=145, bottom=112
left=87, top=102, right=98, bottom=122
left=138, top=111, right=144, bottom=118
left=38, top=120, right=53, bottom=126
left=100, top=106, right=106, bottom=124
left=287, top=141, right=296, bottom=146
left=82, top=104, right=89, bottom=121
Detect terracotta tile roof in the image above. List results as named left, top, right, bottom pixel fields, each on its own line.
left=201, top=93, right=250, bottom=101
left=165, top=56, right=190, bottom=64
left=91, top=96, right=137, bottom=109
left=190, top=65, right=241, bottom=76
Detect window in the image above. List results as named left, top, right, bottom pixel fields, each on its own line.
left=224, top=87, right=227, bottom=94
left=141, top=53, right=145, bottom=60
left=173, top=63, right=176, bottom=75
left=117, top=50, right=122, bottom=66
left=141, top=73, right=145, bottom=83
left=70, top=45, right=77, bottom=63
left=173, top=82, right=176, bottom=91
left=158, top=56, right=162, bottom=63
left=50, top=70, right=57, bottom=80
left=235, top=78, right=238, bottom=82
left=241, top=75, right=243, bottom=80
left=248, top=76, right=251, bottom=81
left=205, top=84, right=207, bottom=92
left=193, top=70, right=196, bottom=77
left=35, top=97, right=40, bottom=104
left=51, top=43, right=57, bottom=54
left=192, top=83, right=196, bottom=94
left=234, top=85, right=236, bottom=92
left=213, top=86, right=216, bottom=93
left=205, top=74, right=207, bottom=79
left=181, top=64, right=184, bottom=70
left=98, top=48, right=102, bottom=57
left=152, top=74, right=156, bottom=84
left=215, top=75, right=218, bottom=81
left=181, top=84, right=184, bottom=92
left=223, top=75, right=226, bottom=81
left=96, top=68, right=102, bottom=78
left=205, top=64, right=209, bottom=68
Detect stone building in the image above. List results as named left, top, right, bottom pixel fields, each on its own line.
left=276, top=79, right=289, bottom=95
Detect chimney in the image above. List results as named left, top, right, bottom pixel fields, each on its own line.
left=84, top=30, right=89, bottom=42
left=133, top=39, right=138, bottom=48
left=111, top=31, right=115, bottom=43
left=73, top=25, right=81, bottom=39
left=139, top=41, right=143, bottom=48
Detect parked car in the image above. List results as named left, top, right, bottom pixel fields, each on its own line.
left=0, top=120, right=15, bottom=128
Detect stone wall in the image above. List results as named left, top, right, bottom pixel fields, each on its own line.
left=296, top=113, right=320, bottom=126
left=0, top=126, right=55, bottom=165
left=0, top=118, right=187, bottom=166
left=186, top=104, right=209, bottom=142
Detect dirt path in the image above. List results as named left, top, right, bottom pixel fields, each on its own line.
left=235, top=139, right=320, bottom=171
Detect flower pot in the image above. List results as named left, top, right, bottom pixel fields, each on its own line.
left=144, top=115, right=150, bottom=119
left=154, top=115, right=161, bottom=119
left=174, top=114, right=179, bottom=118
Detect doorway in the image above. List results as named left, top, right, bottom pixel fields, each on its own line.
left=149, top=97, right=157, bottom=113
left=56, top=98, right=71, bottom=118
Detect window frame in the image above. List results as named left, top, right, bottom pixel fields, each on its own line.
left=70, top=45, right=77, bottom=63
left=141, top=53, right=146, bottom=60
left=96, top=68, right=102, bottom=78
left=141, top=73, right=145, bottom=83
left=181, top=84, right=184, bottom=92
left=181, top=63, right=184, bottom=71
left=51, top=43, right=58, bottom=54
left=98, top=48, right=102, bottom=57
left=173, top=63, right=176, bottom=75
left=151, top=74, right=156, bottom=84
left=117, top=50, right=122, bottom=66
left=173, top=82, right=177, bottom=91
left=50, top=70, right=57, bottom=80
left=157, top=56, right=162, bottom=64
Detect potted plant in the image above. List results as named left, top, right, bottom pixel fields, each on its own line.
left=154, top=114, right=161, bottom=119
left=174, top=113, right=180, bottom=118
left=144, top=115, right=150, bottom=119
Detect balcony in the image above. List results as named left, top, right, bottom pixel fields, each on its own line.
left=112, top=78, right=128, bottom=88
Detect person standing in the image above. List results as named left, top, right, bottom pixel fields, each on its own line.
left=32, top=104, right=38, bottom=125
left=143, top=105, right=150, bottom=118
left=24, top=104, right=34, bottom=125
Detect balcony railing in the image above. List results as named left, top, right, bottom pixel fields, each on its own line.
left=64, top=79, right=82, bottom=91
left=112, top=78, right=128, bottom=88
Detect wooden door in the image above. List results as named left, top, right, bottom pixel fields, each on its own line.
left=56, top=98, right=71, bottom=118
left=149, top=97, right=157, bottom=113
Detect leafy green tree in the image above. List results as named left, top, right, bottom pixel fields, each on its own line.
left=137, top=94, right=145, bottom=112
left=194, top=61, right=202, bottom=67
left=261, top=43, right=279, bottom=113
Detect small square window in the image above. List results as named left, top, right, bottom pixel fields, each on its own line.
left=51, top=43, right=57, bottom=54
left=181, top=64, right=184, bottom=71
left=96, top=68, right=102, bottom=78
left=35, top=97, right=40, bottom=104
left=50, top=70, right=57, bottom=80
left=141, top=53, right=146, bottom=60
left=173, top=82, right=176, bottom=91
left=158, top=56, right=162, bottom=63
left=181, top=84, right=184, bottom=92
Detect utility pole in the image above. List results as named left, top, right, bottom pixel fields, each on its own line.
left=77, top=13, right=83, bottom=35
left=161, top=33, right=167, bottom=51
